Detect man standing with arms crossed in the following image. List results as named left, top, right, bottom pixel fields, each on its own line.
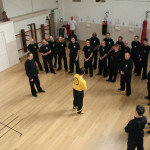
left=73, top=68, right=87, bottom=114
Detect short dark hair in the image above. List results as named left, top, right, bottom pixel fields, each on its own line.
left=106, top=32, right=110, bottom=35
left=79, top=67, right=86, bottom=75
left=136, top=105, right=145, bottom=116
left=119, top=36, right=123, bottom=40
left=143, top=38, right=148, bottom=42
left=27, top=52, right=32, bottom=57
left=86, top=39, right=90, bottom=42
left=135, top=35, right=139, bottom=39
left=71, top=36, right=75, bottom=40
left=114, top=44, right=119, bottom=47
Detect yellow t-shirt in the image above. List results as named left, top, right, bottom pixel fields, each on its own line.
left=73, top=74, right=87, bottom=91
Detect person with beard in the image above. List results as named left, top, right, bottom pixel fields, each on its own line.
left=139, top=38, right=150, bottom=80
left=83, top=39, right=94, bottom=77
left=106, top=44, right=122, bottom=82
left=103, top=32, right=114, bottom=70
left=57, top=36, right=68, bottom=72
left=28, top=38, right=43, bottom=71
left=90, top=32, right=100, bottom=70
left=97, top=40, right=108, bottom=78
left=68, top=36, right=80, bottom=74
left=131, top=35, right=141, bottom=75
left=116, top=36, right=124, bottom=52
left=25, top=52, right=45, bottom=97
left=48, top=36, right=58, bottom=68
left=118, top=52, right=133, bottom=96
left=39, top=39, right=56, bottom=74
left=125, top=105, right=147, bottom=150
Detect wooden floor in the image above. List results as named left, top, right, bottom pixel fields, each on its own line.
left=0, top=41, right=150, bottom=150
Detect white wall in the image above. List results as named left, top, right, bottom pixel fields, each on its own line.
left=2, top=0, right=57, bottom=18
left=62, top=0, right=150, bottom=29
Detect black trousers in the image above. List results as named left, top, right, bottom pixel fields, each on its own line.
left=33, top=56, right=43, bottom=71
left=43, top=56, right=54, bottom=73
left=69, top=57, right=80, bottom=73
left=132, top=57, right=139, bottom=74
left=98, top=59, right=108, bottom=77
left=58, top=53, right=68, bottom=70
left=73, top=89, right=84, bottom=113
left=127, top=139, right=144, bottom=150
left=109, top=64, right=119, bottom=80
left=52, top=52, right=57, bottom=67
left=107, top=54, right=112, bottom=70
left=84, top=59, right=93, bottom=76
left=139, top=60, right=148, bottom=79
left=120, top=74, right=132, bottom=95
left=147, top=82, right=150, bottom=99
left=93, top=49, right=98, bottom=69
left=29, top=75, right=42, bottom=96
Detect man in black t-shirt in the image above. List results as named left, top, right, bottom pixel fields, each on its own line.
left=139, top=38, right=150, bottom=80
left=122, top=41, right=131, bottom=57
left=131, top=35, right=141, bottom=75
left=39, top=39, right=56, bottom=74
left=97, top=40, right=108, bottom=77
left=116, top=36, right=124, bottom=52
left=90, top=32, right=100, bottom=70
left=28, top=38, right=43, bottom=71
left=107, top=44, right=122, bottom=82
left=103, top=32, right=114, bottom=69
left=125, top=105, right=147, bottom=150
left=68, top=37, right=80, bottom=74
left=48, top=36, right=58, bottom=68
left=25, top=52, right=45, bottom=97
left=83, top=39, right=93, bottom=77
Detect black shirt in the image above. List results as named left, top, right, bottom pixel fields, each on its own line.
left=28, top=43, right=39, bottom=57
left=48, top=40, right=57, bottom=54
left=139, top=45, right=150, bottom=61
left=131, top=41, right=141, bottom=58
left=83, top=45, right=93, bottom=59
left=120, top=59, right=133, bottom=76
left=57, top=42, right=67, bottom=54
left=116, top=41, right=124, bottom=51
left=125, top=116, right=147, bottom=141
left=25, top=59, right=39, bottom=80
left=103, top=38, right=114, bottom=51
left=90, top=37, right=100, bottom=49
left=122, top=46, right=131, bottom=56
left=99, top=46, right=108, bottom=59
left=111, top=50, right=122, bottom=65
left=39, top=44, right=51, bottom=58
left=68, top=42, right=80, bottom=58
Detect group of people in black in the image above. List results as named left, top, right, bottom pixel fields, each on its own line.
left=25, top=31, right=150, bottom=150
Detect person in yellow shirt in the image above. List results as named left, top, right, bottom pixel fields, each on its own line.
left=73, top=67, right=87, bottom=114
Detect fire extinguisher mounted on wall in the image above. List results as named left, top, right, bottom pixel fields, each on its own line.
left=102, top=11, right=109, bottom=35
left=141, top=11, right=150, bottom=45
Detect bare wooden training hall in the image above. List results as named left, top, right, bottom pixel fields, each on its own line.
left=0, top=41, right=149, bottom=150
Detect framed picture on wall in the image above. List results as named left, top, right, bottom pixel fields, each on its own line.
left=72, top=0, right=81, bottom=2
left=96, top=0, right=106, bottom=2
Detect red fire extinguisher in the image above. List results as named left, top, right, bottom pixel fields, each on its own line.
left=102, top=11, right=109, bottom=35
left=141, top=11, right=149, bottom=45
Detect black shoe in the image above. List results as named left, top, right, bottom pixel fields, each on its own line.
left=52, top=71, right=56, bottom=74
left=90, top=74, right=93, bottom=77
left=148, top=123, right=150, bottom=126
left=104, top=75, right=108, bottom=78
left=147, top=103, right=150, bottom=106
left=144, top=96, right=149, bottom=99
left=68, top=71, right=73, bottom=73
left=97, top=73, right=102, bottom=75
left=40, top=69, right=43, bottom=71
left=46, top=72, right=49, bottom=74
left=118, top=88, right=125, bottom=91
left=65, top=69, right=68, bottom=72
left=33, top=94, right=38, bottom=97
left=112, top=79, right=116, bottom=82
left=56, top=68, right=61, bottom=71
left=147, top=130, right=150, bottom=134
left=141, top=78, right=146, bottom=80
left=135, top=74, right=140, bottom=76
left=39, top=90, right=45, bottom=93
left=106, top=79, right=112, bottom=82
left=126, top=93, right=131, bottom=96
